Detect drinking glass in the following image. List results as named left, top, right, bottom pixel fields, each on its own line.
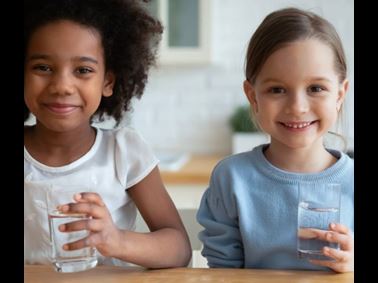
left=46, top=184, right=97, bottom=272
left=297, top=183, right=341, bottom=260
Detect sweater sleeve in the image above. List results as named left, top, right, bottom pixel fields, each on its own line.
left=196, top=167, right=244, bottom=268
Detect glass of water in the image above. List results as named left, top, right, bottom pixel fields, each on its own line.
left=46, top=185, right=97, bottom=272
left=297, top=183, right=341, bottom=260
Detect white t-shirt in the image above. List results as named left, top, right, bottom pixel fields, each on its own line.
left=24, top=127, right=159, bottom=266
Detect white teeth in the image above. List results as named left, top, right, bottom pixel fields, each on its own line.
left=284, top=122, right=311, bottom=128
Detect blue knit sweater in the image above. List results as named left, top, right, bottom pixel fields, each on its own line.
left=196, top=144, right=354, bottom=270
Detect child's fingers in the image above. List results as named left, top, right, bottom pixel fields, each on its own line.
left=324, top=232, right=353, bottom=250
left=63, top=237, right=90, bottom=251
left=309, top=248, right=352, bottom=273
left=309, top=258, right=336, bottom=269
left=59, top=202, right=106, bottom=219
left=322, top=246, right=350, bottom=262
left=329, top=223, right=350, bottom=235
left=59, top=219, right=104, bottom=233
left=62, top=232, right=104, bottom=251
left=74, top=192, right=106, bottom=207
left=298, top=228, right=325, bottom=239
left=308, top=257, right=348, bottom=273
left=306, top=229, right=351, bottom=247
left=302, top=228, right=327, bottom=240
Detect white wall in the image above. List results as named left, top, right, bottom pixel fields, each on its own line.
left=108, top=0, right=355, bottom=154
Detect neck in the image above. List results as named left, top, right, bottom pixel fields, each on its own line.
left=24, top=123, right=96, bottom=167
left=264, top=139, right=337, bottom=173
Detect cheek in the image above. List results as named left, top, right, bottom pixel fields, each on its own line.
left=255, top=99, right=278, bottom=116
left=254, top=103, right=274, bottom=130
left=85, top=91, right=104, bottom=112
left=24, top=76, right=45, bottom=99
left=318, top=103, right=339, bottom=125
left=24, top=91, right=36, bottom=111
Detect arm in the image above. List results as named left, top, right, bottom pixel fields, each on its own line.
left=196, top=176, right=244, bottom=268
left=58, top=166, right=192, bottom=268
left=122, top=166, right=192, bottom=268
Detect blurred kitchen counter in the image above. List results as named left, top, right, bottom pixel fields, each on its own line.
left=160, top=154, right=224, bottom=185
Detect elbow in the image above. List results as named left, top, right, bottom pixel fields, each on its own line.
left=174, top=234, right=192, bottom=267
left=182, top=243, right=193, bottom=267
left=159, top=229, right=192, bottom=268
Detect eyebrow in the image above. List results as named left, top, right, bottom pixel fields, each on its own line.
left=27, top=54, right=99, bottom=64
left=261, top=78, right=282, bottom=84
left=261, top=77, right=332, bottom=84
left=308, top=77, right=333, bottom=83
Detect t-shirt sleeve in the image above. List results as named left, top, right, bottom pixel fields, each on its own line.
left=114, top=127, right=159, bottom=189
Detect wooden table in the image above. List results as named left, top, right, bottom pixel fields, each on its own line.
left=24, top=265, right=353, bottom=283
left=161, top=155, right=223, bottom=185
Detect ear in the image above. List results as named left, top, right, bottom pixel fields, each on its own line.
left=243, top=80, right=258, bottom=113
left=102, top=71, right=116, bottom=97
left=336, top=79, right=349, bottom=111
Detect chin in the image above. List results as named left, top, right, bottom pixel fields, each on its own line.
left=278, top=139, right=316, bottom=150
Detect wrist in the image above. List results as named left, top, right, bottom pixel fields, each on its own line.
left=110, top=228, right=128, bottom=260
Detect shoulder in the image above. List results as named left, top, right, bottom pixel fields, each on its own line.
left=214, top=152, right=251, bottom=174
left=343, top=153, right=354, bottom=170
left=98, top=126, right=155, bottom=159
left=208, top=149, right=262, bottom=198
left=202, top=151, right=260, bottom=215
left=98, top=127, right=158, bottom=188
left=101, top=126, right=140, bottom=137
left=328, top=148, right=354, bottom=172
left=212, top=147, right=262, bottom=179
left=100, top=126, right=148, bottom=147
left=326, top=148, right=354, bottom=191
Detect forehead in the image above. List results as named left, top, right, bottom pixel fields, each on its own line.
left=27, top=20, right=104, bottom=61
left=257, top=39, right=338, bottom=82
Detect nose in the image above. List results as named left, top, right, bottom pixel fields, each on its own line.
left=48, top=70, right=75, bottom=96
left=284, top=91, right=309, bottom=115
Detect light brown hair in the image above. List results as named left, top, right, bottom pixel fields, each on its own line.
left=245, top=7, right=347, bottom=84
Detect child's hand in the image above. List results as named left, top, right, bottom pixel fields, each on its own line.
left=58, top=192, right=123, bottom=258
left=309, top=223, right=354, bottom=273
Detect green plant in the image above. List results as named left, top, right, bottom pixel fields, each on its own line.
left=229, top=105, right=259, bottom=132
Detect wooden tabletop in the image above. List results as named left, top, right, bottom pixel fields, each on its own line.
left=24, top=265, right=353, bottom=283
left=160, top=155, right=224, bottom=185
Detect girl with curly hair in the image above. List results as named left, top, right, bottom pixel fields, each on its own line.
left=24, top=0, right=191, bottom=270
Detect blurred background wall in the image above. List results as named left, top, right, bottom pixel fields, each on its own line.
left=26, top=0, right=353, bottom=156
left=121, top=0, right=354, bottom=155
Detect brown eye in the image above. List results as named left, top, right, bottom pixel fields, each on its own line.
left=76, top=67, right=93, bottom=74
left=308, top=86, right=324, bottom=93
left=270, top=87, right=285, bottom=94
left=33, top=64, right=51, bottom=72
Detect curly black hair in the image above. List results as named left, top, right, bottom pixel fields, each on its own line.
left=24, top=0, right=163, bottom=125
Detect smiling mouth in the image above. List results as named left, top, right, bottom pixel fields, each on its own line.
left=44, top=104, right=79, bottom=114
left=280, top=121, right=316, bottom=129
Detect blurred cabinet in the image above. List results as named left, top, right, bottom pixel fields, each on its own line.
left=146, top=0, right=211, bottom=65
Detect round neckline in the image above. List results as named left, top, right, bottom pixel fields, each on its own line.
left=24, top=127, right=103, bottom=173
left=252, top=144, right=347, bottom=184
